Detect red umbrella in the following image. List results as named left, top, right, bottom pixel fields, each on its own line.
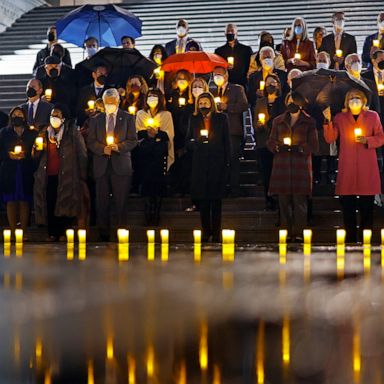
left=161, top=51, right=228, bottom=73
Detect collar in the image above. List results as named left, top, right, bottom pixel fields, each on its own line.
left=176, top=36, right=187, bottom=42
left=29, top=98, right=40, bottom=107
left=94, top=82, right=104, bottom=89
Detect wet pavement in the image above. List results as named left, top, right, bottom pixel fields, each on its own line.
left=1, top=243, right=384, bottom=383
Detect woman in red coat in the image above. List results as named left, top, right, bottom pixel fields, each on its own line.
left=281, top=17, right=316, bottom=73
left=323, top=89, right=384, bottom=243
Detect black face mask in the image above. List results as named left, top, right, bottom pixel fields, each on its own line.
left=378, top=61, right=384, bottom=70
left=96, top=75, right=106, bottom=85
left=266, top=85, right=277, bottom=95
left=47, top=32, right=56, bottom=42
left=199, top=107, right=210, bottom=116
left=286, top=102, right=300, bottom=114
left=49, top=68, right=59, bottom=78
left=51, top=51, right=62, bottom=60
left=226, top=33, right=236, bottom=42
left=26, top=87, right=37, bottom=98
left=12, top=117, right=25, bottom=126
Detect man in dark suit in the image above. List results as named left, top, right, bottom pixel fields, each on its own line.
left=362, top=12, right=384, bottom=68
left=76, top=65, right=109, bottom=127
left=74, top=37, right=100, bottom=89
left=319, top=11, right=357, bottom=70
left=19, top=78, right=52, bottom=131
left=87, top=88, right=137, bottom=241
left=215, top=24, right=253, bottom=88
left=247, top=46, right=288, bottom=110
left=211, top=66, right=248, bottom=196
left=33, top=26, right=72, bottom=75
left=165, top=19, right=201, bottom=56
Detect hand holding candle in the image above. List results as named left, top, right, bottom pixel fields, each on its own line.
left=128, top=106, right=136, bottom=115
left=106, top=135, right=114, bottom=146
left=373, top=39, right=380, bottom=48
left=178, top=97, right=186, bottom=107
left=259, top=81, right=265, bottom=91
left=283, top=137, right=291, bottom=146
left=45, top=89, right=52, bottom=101
left=258, top=113, right=266, bottom=124
left=294, top=53, right=301, bottom=60
left=87, top=100, right=95, bottom=111
left=35, top=137, right=44, bottom=151
left=14, top=146, right=22, bottom=155
left=227, top=56, right=234, bottom=66
left=335, top=49, right=343, bottom=57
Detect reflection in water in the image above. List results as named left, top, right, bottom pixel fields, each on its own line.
left=363, top=246, right=371, bottom=275
left=282, top=316, right=290, bottom=367
left=146, top=344, right=155, bottom=379
left=118, top=244, right=129, bottom=261
left=337, top=245, right=345, bottom=280
left=256, top=321, right=265, bottom=384
left=128, top=355, right=136, bottom=384
left=199, top=321, right=208, bottom=372
left=161, top=244, right=169, bottom=262
left=147, top=243, right=155, bottom=261
left=194, top=244, right=201, bottom=263
left=79, top=244, right=87, bottom=261
left=15, top=244, right=23, bottom=258
left=353, top=320, right=361, bottom=384
left=87, top=359, right=95, bottom=384
left=213, top=364, right=221, bottom=384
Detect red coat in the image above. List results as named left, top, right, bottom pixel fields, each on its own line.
left=281, top=39, right=316, bottom=72
left=323, top=110, right=384, bottom=195
left=267, top=111, right=318, bottom=195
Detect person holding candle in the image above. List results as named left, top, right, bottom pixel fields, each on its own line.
left=281, top=17, right=316, bottom=73
left=148, top=44, right=168, bottom=93
left=0, top=107, right=37, bottom=238
left=313, top=26, right=327, bottom=53
left=136, top=89, right=174, bottom=225
left=253, top=74, right=285, bottom=210
left=33, top=104, right=87, bottom=241
left=267, top=93, right=319, bottom=242
left=188, top=92, right=231, bottom=242
left=319, top=12, right=357, bottom=70
left=120, top=75, right=148, bottom=114
left=74, top=37, right=100, bottom=89
left=362, top=12, right=384, bottom=68
left=323, top=89, right=384, bottom=243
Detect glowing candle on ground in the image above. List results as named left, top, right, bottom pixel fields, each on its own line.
left=128, top=106, right=136, bottom=115
left=336, top=229, right=346, bottom=245
left=373, top=39, right=380, bottom=47
left=45, top=89, right=52, bottom=100
left=106, top=135, right=114, bottom=146
left=147, top=230, right=155, bottom=243
left=214, top=96, right=221, bottom=104
left=4, top=244, right=10, bottom=257
left=160, top=229, right=169, bottom=244
left=227, top=56, right=234, bottom=66
left=67, top=244, right=74, bottom=261
left=258, top=113, right=266, bottom=124
left=193, top=230, right=201, bottom=244
left=66, top=229, right=74, bottom=243
left=35, top=137, right=43, bottom=151
left=303, top=243, right=311, bottom=256
left=14, top=146, right=22, bottom=155
left=117, top=229, right=129, bottom=244
left=222, top=229, right=235, bottom=244
left=194, top=244, right=201, bottom=262
left=279, top=244, right=287, bottom=262
left=147, top=243, right=155, bottom=261
left=259, top=81, right=265, bottom=91
left=87, top=100, right=95, bottom=110
left=363, top=229, right=372, bottom=245
left=283, top=137, right=291, bottom=146
left=3, top=229, right=11, bottom=243
left=161, top=244, right=169, bottom=262
left=15, top=229, right=23, bottom=244
left=222, top=243, right=235, bottom=262
left=303, top=229, right=312, bottom=244
left=294, top=52, right=301, bottom=60
left=78, top=229, right=86, bottom=244
left=78, top=244, right=86, bottom=260
left=178, top=97, right=186, bottom=107
left=15, top=244, right=23, bottom=258
left=118, top=244, right=129, bottom=261
left=279, top=229, right=288, bottom=244
left=336, top=49, right=343, bottom=57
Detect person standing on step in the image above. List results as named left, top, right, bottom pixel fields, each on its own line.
left=313, top=26, right=327, bottom=53
left=188, top=92, right=231, bottom=243
left=362, top=12, right=384, bottom=68
left=75, top=37, right=100, bottom=89
left=165, top=19, right=201, bottom=56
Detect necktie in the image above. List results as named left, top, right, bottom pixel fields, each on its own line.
left=96, top=87, right=103, bottom=97
left=177, top=39, right=183, bottom=54
left=218, top=87, right=223, bottom=98
left=107, top=114, right=114, bottom=135
left=28, top=103, right=34, bottom=125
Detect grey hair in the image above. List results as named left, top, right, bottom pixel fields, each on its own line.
left=344, top=53, right=361, bottom=67
left=102, top=88, right=120, bottom=101
left=259, top=46, right=275, bottom=59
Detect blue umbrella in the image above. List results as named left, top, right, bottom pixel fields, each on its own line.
left=56, top=4, right=142, bottom=47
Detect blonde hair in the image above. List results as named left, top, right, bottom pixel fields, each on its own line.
left=189, top=77, right=209, bottom=114
left=288, top=17, right=309, bottom=41
left=342, top=89, right=369, bottom=112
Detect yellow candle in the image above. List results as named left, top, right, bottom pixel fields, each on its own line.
left=87, top=100, right=95, bottom=110
left=118, top=243, right=129, bottom=261
left=66, top=229, right=74, bottom=243
left=35, top=137, right=43, bottom=151
left=178, top=97, right=186, bottom=106
left=14, top=146, right=22, bottom=155
left=222, top=229, right=235, bottom=244
left=214, top=96, right=221, bottom=104
left=15, top=229, right=23, bottom=244
left=147, top=243, right=155, bottom=261
left=373, top=39, right=380, bottom=47
left=283, top=137, right=291, bottom=146
left=227, top=56, right=234, bottom=66
left=147, top=229, right=155, bottom=243
left=279, top=229, right=288, bottom=244
left=294, top=52, right=301, bottom=60
left=78, top=244, right=86, bottom=260
left=200, top=129, right=208, bottom=137
left=67, top=244, right=74, bottom=261
left=161, top=244, right=169, bottom=262
left=128, top=106, right=136, bottom=115
left=106, top=135, right=114, bottom=145
left=222, top=243, right=235, bottom=261
left=194, top=243, right=201, bottom=262
left=336, top=229, right=346, bottom=245
left=303, top=229, right=312, bottom=244
left=363, top=229, right=372, bottom=245
left=45, top=89, right=52, bottom=100
left=381, top=228, right=384, bottom=245
left=15, top=244, right=23, bottom=258
left=78, top=229, right=86, bottom=244
left=259, top=80, right=265, bottom=91
left=3, top=229, right=11, bottom=243
left=160, top=229, right=169, bottom=244
left=193, top=229, right=201, bottom=244
left=336, top=49, right=343, bottom=57
left=258, top=113, right=266, bottom=124
left=146, top=118, right=155, bottom=127
left=117, top=229, right=129, bottom=244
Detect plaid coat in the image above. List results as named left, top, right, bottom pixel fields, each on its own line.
left=267, top=111, right=318, bottom=195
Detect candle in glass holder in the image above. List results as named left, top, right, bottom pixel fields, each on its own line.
left=222, top=229, right=235, bottom=244
left=106, top=135, right=114, bottom=146
left=354, top=128, right=362, bottom=140
left=279, top=229, right=288, bottom=244
left=363, top=229, right=372, bottom=245
left=336, top=49, right=343, bottom=57
left=200, top=129, right=208, bottom=137
left=178, top=97, right=186, bottom=107
left=303, top=229, right=312, bottom=244
left=15, top=229, right=23, bottom=244
left=258, top=113, right=266, bottom=124
left=66, top=229, right=74, bottom=243
left=227, top=56, right=234, bottom=66
left=214, top=96, right=221, bottom=104
left=259, top=81, right=265, bottom=91
left=283, top=137, right=291, bottom=146
left=294, top=53, right=301, bottom=60
left=160, top=229, right=169, bottom=244
left=3, top=229, right=11, bottom=243
left=378, top=83, right=384, bottom=93
left=78, top=229, right=86, bottom=244
left=336, top=229, right=346, bottom=245
left=146, top=118, right=155, bottom=128
left=147, top=230, right=155, bottom=243
left=14, top=146, right=22, bottom=155
left=45, top=89, right=52, bottom=101
left=87, top=100, right=95, bottom=110
left=117, top=229, right=129, bottom=244
left=128, top=106, right=136, bottom=115
left=373, top=39, right=380, bottom=47
left=35, top=137, right=44, bottom=151
left=193, top=229, right=201, bottom=244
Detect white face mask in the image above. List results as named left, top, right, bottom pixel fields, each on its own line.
left=177, top=26, right=187, bottom=37
left=262, top=58, right=274, bottom=70
left=192, top=87, right=204, bottom=98
left=86, top=47, right=97, bottom=57
left=316, top=62, right=329, bottom=70
left=351, top=62, right=362, bottom=74
left=349, top=98, right=363, bottom=111
left=177, top=79, right=188, bottom=90
left=334, top=19, right=345, bottom=31
left=147, top=96, right=159, bottom=108
left=50, top=116, right=63, bottom=129
left=213, top=75, right=225, bottom=87
left=105, top=103, right=117, bottom=115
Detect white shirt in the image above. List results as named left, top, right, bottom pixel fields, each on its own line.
left=176, top=36, right=187, bottom=53
left=28, top=98, right=40, bottom=118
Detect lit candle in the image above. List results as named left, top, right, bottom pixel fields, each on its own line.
left=303, top=243, right=311, bottom=256
left=15, top=244, right=23, bottom=258
left=222, top=229, right=235, bottom=244
left=87, top=100, right=95, bottom=110
left=194, top=243, right=201, bottom=262
left=336, top=49, right=343, bottom=57
left=258, top=113, right=266, bottom=124
left=160, top=229, right=169, bottom=244
left=147, top=229, right=155, bottom=243
left=161, top=244, right=169, bottom=262
left=67, top=244, right=74, bottom=261
left=227, top=56, right=234, bottom=66
left=35, top=137, right=43, bottom=151
left=146, top=118, right=155, bottom=127
left=200, top=129, right=208, bottom=137
left=381, top=228, right=384, bottom=245
left=373, top=39, right=380, bottom=47
left=214, top=97, right=221, bottom=104
left=117, top=229, right=129, bottom=244
left=303, top=229, right=312, bottom=244
left=378, top=84, right=384, bottom=92
left=3, top=229, right=11, bottom=243
left=147, top=243, right=155, bottom=261
left=128, top=106, right=136, bottom=115
left=178, top=97, right=186, bottom=107
left=29, top=125, right=35, bottom=130
left=15, top=229, right=23, bottom=244
left=279, top=229, right=288, bottom=244
left=45, top=89, right=52, bottom=101
left=78, top=244, right=86, bottom=260
left=193, top=229, right=201, bottom=244
left=14, top=146, right=22, bottom=155
left=294, top=52, right=301, bottom=60
left=106, top=135, right=114, bottom=146
left=363, top=229, right=372, bottom=245
left=354, top=128, right=362, bottom=142
left=78, top=229, right=86, bottom=244
left=283, top=137, right=291, bottom=146
left=279, top=243, right=287, bottom=259
left=66, top=229, right=74, bottom=243
left=118, top=244, right=129, bottom=261
left=336, top=229, right=346, bottom=245
left=259, top=81, right=265, bottom=91
left=222, top=243, right=235, bottom=261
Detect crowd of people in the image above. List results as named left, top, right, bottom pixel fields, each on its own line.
left=1, top=11, right=384, bottom=243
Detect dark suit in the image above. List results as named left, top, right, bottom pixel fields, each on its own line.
left=19, top=99, right=52, bottom=130
left=214, top=41, right=253, bottom=87
left=33, top=45, right=72, bottom=74
left=165, top=37, right=200, bottom=56
left=74, top=59, right=94, bottom=89
left=35, top=63, right=73, bottom=81
left=361, top=69, right=384, bottom=124
left=319, top=32, right=357, bottom=69
left=362, top=32, right=384, bottom=68
left=87, top=109, right=137, bottom=236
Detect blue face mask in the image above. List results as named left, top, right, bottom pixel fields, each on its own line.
left=294, top=26, right=303, bottom=35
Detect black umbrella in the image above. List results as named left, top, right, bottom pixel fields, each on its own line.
left=83, top=47, right=157, bottom=87
left=292, top=68, right=372, bottom=113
